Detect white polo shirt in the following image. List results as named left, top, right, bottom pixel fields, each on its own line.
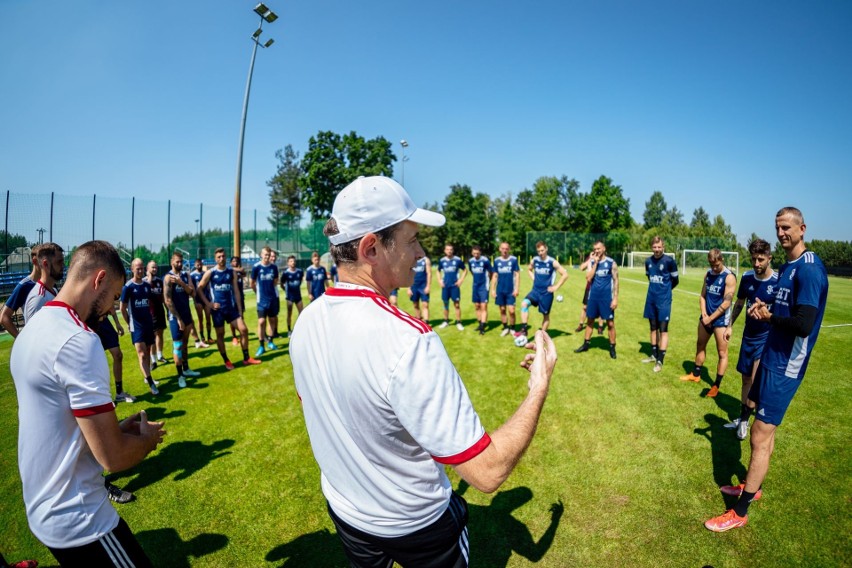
left=22, top=280, right=57, bottom=323
left=10, top=301, right=120, bottom=549
left=291, top=283, right=490, bottom=538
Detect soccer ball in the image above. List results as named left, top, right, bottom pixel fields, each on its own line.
left=556, top=295, right=564, bottom=302
left=514, top=334, right=529, bottom=348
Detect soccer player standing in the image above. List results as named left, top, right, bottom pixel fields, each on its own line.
left=163, top=251, right=202, bottom=388
left=437, top=244, right=466, bottom=330
left=519, top=241, right=568, bottom=337
left=575, top=241, right=619, bottom=359
left=0, top=245, right=40, bottom=337
left=190, top=259, right=213, bottom=345
left=197, top=248, right=261, bottom=369
left=22, top=243, right=64, bottom=323
left=144, top=260, right=168, bottom=367
left=722, top=239, right=778, bottom=440
left=491, top=242, right=520, bottom=337
left=305, top=251, right=328, bottom=302
left=641, top=237, right=679, bottom=372
left=251, top=246, right=280, bottom=357
left=705, top=207, right=828, bottom=532
left=679, top=249, right=737, bottom=395
left=121, top=258, right=159, bottom=395
left=468, top=245, right=493, bottom=335
left=281, top=255, right=305, bottom=336
left=11, top=240, right=165, bottom=565
left=407, top=256, right=432, bottom=322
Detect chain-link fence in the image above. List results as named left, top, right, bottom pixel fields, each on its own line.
left=1, top=190, right=326, bottom=271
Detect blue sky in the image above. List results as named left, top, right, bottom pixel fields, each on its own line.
left=2, top=0, right=850, bottom=247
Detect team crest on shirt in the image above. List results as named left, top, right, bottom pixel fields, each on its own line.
left=766, top=285, right=774, bottom=295
left=748, top=285, right=754, bottom=291
left=659, top=263, right=664, bottom=270
left=789, top=268, right=796, bottom=280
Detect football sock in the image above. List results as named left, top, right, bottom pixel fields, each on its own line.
left=242, top=349, right=250, bottom=361
left=115, top=381, right=123, bottom=394
left=714, top=374, right=724, bottom=387
left=658, top=350, right=667, bottom=363
left=739, top=404, right=753, bottom=422
left=733, top=490, right=759, bottom=517
left=692, top=365, right=703, bottom=377
left=651, top=345, right=659, bottom=359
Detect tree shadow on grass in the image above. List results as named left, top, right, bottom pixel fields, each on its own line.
left=458, top=480, right=563, bottom=567
left=694, top=413, right=747, bottom=505
left=266, top=528, right=348, bottom=567
left=137, top=528, right=228, bottom=567
left=110, top=439, right=235, bottom=493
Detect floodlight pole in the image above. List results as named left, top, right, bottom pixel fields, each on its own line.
left=400, top=139, right=409, bottom=187
left=234, top=3, right=277, bottom=260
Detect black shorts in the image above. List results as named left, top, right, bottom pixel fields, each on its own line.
left=48, top=517, right=152, bottom=567
left=327, top=492, right=469, bottom=568
left=97, top=319, right=120, bottom=350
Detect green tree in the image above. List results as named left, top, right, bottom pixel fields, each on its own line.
left=661, top=206, right=688, bottom=236
left=267, top=144, right=303, bottom=224
left=299, top=130, right=396, bottom=220
left=690, top=207, right=711, bottom=233
left=441, top=184, right=496, bottom=257
left=513, top=176, right=572, bottom=233
left=494, top=194, right=525, bottom=256
left=643, top=191, right=668, bottom=229
left=0, top=229, right=28, bottom=258
left=416, top=201, right=446, bottom=259
left=583, top=175, right=633, bottom=233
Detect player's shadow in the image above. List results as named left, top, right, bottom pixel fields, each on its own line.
left=266, top=528, right=348, bottom=567
left=109, top=439, right=235, bottom=493
left=137, top=528, right=228, bottom=567
left=694, top=414, right=747, bottom=506
left=680, top=361, right=712, bottom=385
left=136, top=406, right=186, bottom=422
left=458, top=480, right=563, bottom=566
left=544, top=328, right=567, bottom=339
left=637, top=341, right=653, bottom=356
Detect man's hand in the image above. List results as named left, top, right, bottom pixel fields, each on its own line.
left=748, top=298, right=772, bottom=322
left=138, top=410, right=166, bottom=452
left=116, top=325, right=124, bottom=336
left=519, top=330, right=557, bottom=392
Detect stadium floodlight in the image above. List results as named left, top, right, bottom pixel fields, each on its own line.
left=234, top=2, right=278, bottom=258
left=400, top=140, right=410, bottom=186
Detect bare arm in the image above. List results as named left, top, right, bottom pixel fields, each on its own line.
left=197, top=272, right=214, bottom=309
left=0, top=305, right=19, bottom=337
left=452, top=331, right=557, bottom=493
left=232, top=271, right=244, bottom=313
left=120, top=301, right=130, bottom=325
left=76, top=410, right=165, bottom=473
left=610, top=263, right=619, bottom=309
left=424, top=258, right=432, bottom=291
left=549, top=262, right=568, bottom=293
left=708, top=273, right=736, bottom=324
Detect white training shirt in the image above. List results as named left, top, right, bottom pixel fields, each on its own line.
left=290, top=283, right=490, bottom=538
left=10, top=301, right=120, bottom=549
left=22, top=280, right=57, bottom=324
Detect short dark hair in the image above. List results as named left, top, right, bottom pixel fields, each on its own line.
left=323, top=218, right=401, bottom=265
left=708, top=248, right=723, bottom=262
left=172, top=250, right=184, bottom=260
left=535, top=241, right=547, bottom=249
left=776, top=206, right=804, bottom=224
left=650, top=236, right=663, bottom=246
left=215, top=247, right=225, bottom=255
left=748, top=238, right=772, bottom=256
left=472, top=245, right=481, bottom=252
left=67, top=240, right=125, bottom=283
left=37, top=242, right=63, bottom=262
left=287, top=255, right=296, bottom=261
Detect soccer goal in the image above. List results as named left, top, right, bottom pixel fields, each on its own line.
left=681, top=249, right=740, bottom=276
left=628, top=251, right=676, bottom=269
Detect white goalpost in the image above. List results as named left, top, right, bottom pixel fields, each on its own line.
left=628, top=251, right=675, bottom=269
left=681, top=249, right=740, bottom=276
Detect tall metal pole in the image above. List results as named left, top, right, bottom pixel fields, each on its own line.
left=92, top=194, right=96, bottom=240
left=234, top=36, right=260, bottom=260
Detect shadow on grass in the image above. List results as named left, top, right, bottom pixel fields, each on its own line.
left=137, top=528, right=228, bottom=567
left=110, top=439, right=235, bottom=493
left=266, top=528, right=348, bottom=567
left=694, top=413, right=747, bottom=499
left=459, top=480, right=563, bottom=566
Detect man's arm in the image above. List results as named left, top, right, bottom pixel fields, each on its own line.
left=452, top=331, right=557, bottom=493
left=119, top=301, right=130, bottom=325
left=232, top=271, right=244, bottom=313
left=707, top=273, right=736, bottom=324
left=197, top=272, right=214, bottom=309
left=163, top=278, right=183, bottom=329
left=610, top=263, right=619, bottom=310
left=513, top=269, right=520, bottom=296
left=424, top=258, right=432, bottom=291
left=548, top=262, right=568, bottom=293
left=76, top=409, right=165, bottom=473
left=0, top=305, right=19, bottom=337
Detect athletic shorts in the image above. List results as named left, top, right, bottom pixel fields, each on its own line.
left=525, top=288, right=553, bottom=315
left=327, top=492, right=469, bottom=568
left=151, top=304, right=167, bottom=331
left=410, top=287, right=429, bottom=303
left=643, top=300, right=671, bottom=322
left=97, top=319, right=120, bottom=351
left=390, top=289, right=398, bottom=297
left=48, top=517, right=152, bottom=568
left=471, top=286, right=489, bottom=304
left=257, top=300, right=280, bottom=318
left=494, top=291, right=515, bottom=307
left=211, top=305, right=240, bottom=328
left=168, top=308, right=193, bottom=342
left=285, top=288, right=302, bottom=303
left=442, top=285, right=460, bottom=305
left=748, top=366, right=802, bottom=426
left=130, top=325, right=154, bottom=346
left=586, top=293, right=614, bottom=321
left=736, top=334, right=768, bottom=376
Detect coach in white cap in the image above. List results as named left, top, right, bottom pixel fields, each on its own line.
left=290, top=176, right=558, bottom=567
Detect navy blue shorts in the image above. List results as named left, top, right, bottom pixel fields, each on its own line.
left=257, top=299, right=280, bottom=318
left=211, top=305, right=240, bottom=329
left=748, top=366, right=802, bottom=426
left=442, top=285, right=460, bottom=305
left=643, top=300, right=671, bottom=323
left=471, top=286, right=489, bottom=304
left=586, top=293, right=614, bottom=320
left=168, top=307, right=193, bottom=341
left=494, top=291, right=515, bottom=307
left=285, top=288, right=302, bottom=304
left=97, top=319, right=120, bottom=350
left=525, top=288, right=553, bottom=315
left=736, top=334, right=767, bottom=376
left=130, top=325, right=154, bottom=346
left=410, top=287, right=430, bottom=303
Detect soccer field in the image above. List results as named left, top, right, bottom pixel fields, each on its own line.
left=1, top=267, right=850, bottom=567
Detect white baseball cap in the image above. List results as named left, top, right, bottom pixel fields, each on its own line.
left=328, top=176, right=445, bottom=245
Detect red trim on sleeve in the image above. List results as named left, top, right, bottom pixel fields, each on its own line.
left=72, top=402, right=116, bottom=417
left=432, top=433, right=492, bottom=465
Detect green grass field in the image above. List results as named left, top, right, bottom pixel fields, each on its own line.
left=2, top=267, right=850, bottom=567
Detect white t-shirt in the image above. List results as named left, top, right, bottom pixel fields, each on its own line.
left=10, top=300, right=120, bottom=549
left=290, top=283, right=490, bottom=538
left=22, top=280, right=57, bottom=323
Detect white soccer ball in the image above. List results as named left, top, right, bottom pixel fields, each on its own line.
left=556, top=295, right=564, bottom=302
left=513, top=334, right=529, bottom=348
